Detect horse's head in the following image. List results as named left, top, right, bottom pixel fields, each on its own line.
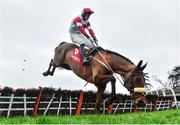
left=124, top=60, right=147, bottom=107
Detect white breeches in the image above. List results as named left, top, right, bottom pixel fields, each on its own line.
left=70, top=33, right=93, bottom=48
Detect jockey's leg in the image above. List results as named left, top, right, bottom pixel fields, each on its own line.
left=80, top=44, right=89, bottom=65
left=79, top=36, right=98, bottom=55
left=71, top=33, right=94, bottom=65
left=70, top=33, right=84, bottom=45
left=70, top=33, right=93, bottom=48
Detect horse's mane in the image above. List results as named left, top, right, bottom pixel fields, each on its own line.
left=99, top=47, right=134, bottom=65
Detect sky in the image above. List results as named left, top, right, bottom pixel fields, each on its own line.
left=0, top=0, right=180, bottom=94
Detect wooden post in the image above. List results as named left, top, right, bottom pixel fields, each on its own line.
left=107, top=100, right=115, bottom=114
left=44, top=93, right=55, bottom=116
left=7, top=88, right=16, bottom=118
left=75, top=90, right=84, bottom=115
left=69, top=96, right=72, bottom=115
left=57, top=96, right=62, bottom=116
left=7, top=93, right=14, bottom=118
left=0, top=87, right=3, bottom=92
left=32, top=87, right=42, bottom=116
left=23, top=94, right=27, bottom=116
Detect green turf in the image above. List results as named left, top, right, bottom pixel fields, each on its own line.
left=0, top=109, right=180, bottom=124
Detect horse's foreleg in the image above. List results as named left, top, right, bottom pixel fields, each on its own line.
left=100, top=75, right=116, bottom=104
left=94, top=75, right=116, bottom=97
left=94, top=75, right=116, bottom=113
left=95, top=84, right=106, bottom=114
left=110, top=76, right=116, bottom=97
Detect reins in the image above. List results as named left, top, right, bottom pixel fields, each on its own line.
left=92, top=42, right=124, bottom=86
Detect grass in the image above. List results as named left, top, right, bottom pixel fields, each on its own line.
left=0, top=109, right=180, bottom=124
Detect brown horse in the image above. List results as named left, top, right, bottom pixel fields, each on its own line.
left=43, top=42, right=147, bottom=113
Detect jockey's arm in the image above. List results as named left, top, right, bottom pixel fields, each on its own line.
left=73, top=18, right=89, bottom=38
left=75, top=22, right=94, bottom=43
left=86, top=21, right=95, bottom=38
left=73, top=18, right=97, bottom=43
left=78, top=25, right=89, bottom=38
left=86, top=21, right=98, bottom=43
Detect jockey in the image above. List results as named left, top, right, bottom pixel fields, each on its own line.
left=69, top=8, right=98, bottom=64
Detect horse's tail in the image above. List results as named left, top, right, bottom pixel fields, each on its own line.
left=55, top=42, right=66, bottom=51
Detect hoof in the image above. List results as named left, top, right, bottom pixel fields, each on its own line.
left=42, top=71, right=49, bottom=76
left=49, top=72, right=54, bottom=76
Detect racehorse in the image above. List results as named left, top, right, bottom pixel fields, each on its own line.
left=43, top=42, right=147, bottom=113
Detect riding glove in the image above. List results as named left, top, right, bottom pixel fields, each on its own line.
left=93, top=36, right=98, bottom=43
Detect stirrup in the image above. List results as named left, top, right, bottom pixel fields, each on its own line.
left=83, top=57, right=89, bottom=65
left=88, top=46, right=97, bottom=55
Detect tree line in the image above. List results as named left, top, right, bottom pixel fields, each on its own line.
left=168, top=66, right=180, bottom=88
left=145, top=65, right=180, bottom=90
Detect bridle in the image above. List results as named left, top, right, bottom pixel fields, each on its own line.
left=124, top=73, right=135, bottom=93
left=124, top=71, right=145, bottom=93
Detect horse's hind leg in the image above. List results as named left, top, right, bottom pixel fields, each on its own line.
left=43, top=59, right=56, bottom=76
left=49, top=64, right=56, bottom=76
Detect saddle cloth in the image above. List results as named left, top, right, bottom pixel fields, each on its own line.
left=68, top=48, right=83, bottom=65
left=67, top=47, right=97, bottom=65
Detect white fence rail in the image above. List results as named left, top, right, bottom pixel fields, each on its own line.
left=0, top=87, right=179, bottom=117
left=146, top=87, right=180, bottom=109
left=103, top=96, right=174, bottom=114
left=0, top=93, right=78, bottom=117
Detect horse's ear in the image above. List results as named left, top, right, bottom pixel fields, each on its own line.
left=140, top=62, right=147, bottom=71
left=137, top=60, right=143, bottom=68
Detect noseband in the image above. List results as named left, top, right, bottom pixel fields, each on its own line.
left=124, top=73, right=135, bottom=93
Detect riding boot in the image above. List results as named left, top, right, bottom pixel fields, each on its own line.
left=89, top=46, right=98, bottom=55
left=80, top=44, right=89, bottom=65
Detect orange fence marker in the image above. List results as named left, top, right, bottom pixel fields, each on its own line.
left=107, top=100, right=115, bottom=114
left=75, top=90, right=84, bottom=115
left=32, top=87, right=43, bottom=116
